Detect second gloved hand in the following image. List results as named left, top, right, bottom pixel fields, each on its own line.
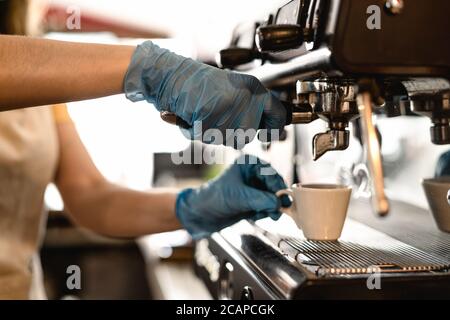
left=175, top=155, right=291, bottom=240
left=124, top=41, right=286, bottom=147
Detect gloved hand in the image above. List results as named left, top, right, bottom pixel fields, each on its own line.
left=175, top=155, right=291, bottom=239
left=124, top=41, right=286, bottom=147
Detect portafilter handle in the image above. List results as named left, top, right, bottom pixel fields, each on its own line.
left=160, top=101, right=295, bottom=129
left=357, top=92, right=390, bottom=217
left=160, top=112, right=191, bottom=129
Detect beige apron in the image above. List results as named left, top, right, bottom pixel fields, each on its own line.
left=0, top=107, right=58, bottom=299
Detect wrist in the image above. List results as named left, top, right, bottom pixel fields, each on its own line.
left=176, top=188, right=211, bottom=240
left=176, top=188, right=195, bottom=233
left=123, top=41, right=163, bottom=104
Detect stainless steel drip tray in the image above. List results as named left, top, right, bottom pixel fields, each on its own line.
left=256, top=218, right=450, bottom=278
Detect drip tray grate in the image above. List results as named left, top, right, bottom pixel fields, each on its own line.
left=275, top=221, right=450, bottom=277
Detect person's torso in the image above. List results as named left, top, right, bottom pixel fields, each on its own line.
left=0, top=107, right=58, bottom=299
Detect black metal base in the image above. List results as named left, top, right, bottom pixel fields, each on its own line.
left=194, top=200, right=450, bottom=300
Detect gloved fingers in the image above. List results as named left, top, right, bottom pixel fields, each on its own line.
left=214, top=82, right=262, bottom=148
left=236, top=211, right=267, bottom=222
left=180, top=120, right=201, bottom=141
left=234, top=83, right=287, bottom=143
left=225, top=73, right=266, bottom=94
left=253, top=166, right=287, bottom=192
left=182, top=121, right=258, bottom=147
left=251, top=210, right=282, bottom=221
left=268, top=210, right=283, bottom=221
left=178, top=90, right=262, bottom=148
left=225, top=132, right=257, bottom=150
left=252, top=170, right=292, bottom=208
left=240, top=185, right=281, bottom=215
left=235, top=155, right=292, bottom=209
left=222, top=112, right=260, bottom=148
left=258, top=93, right=287, bottom=142
left=240, top=157, right=288, bottom=192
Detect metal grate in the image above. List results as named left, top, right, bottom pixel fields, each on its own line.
left=275, top=221, right=450, bottom=277
left=347, top=199, right=450, bottom=260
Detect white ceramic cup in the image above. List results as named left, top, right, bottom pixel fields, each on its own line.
left=276, top=184, right=352, bottom=241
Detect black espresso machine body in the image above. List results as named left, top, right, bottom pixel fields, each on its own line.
left=217, top=0, right=450, bottom=217
left=240, top=0, right=450, bottom=84
left=195, top=0, right=450, bottom=300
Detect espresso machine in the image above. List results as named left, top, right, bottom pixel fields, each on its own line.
left=194, top=0, right=450, bottom=299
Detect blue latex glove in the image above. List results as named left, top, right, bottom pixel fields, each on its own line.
left=176, top=155, right=291, bottom=240
left=124, top=41, right=286, bottom=147
left=435, top=150, right=450, bottom=177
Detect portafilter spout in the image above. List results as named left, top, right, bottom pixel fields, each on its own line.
left=303, top=81, right=359, bottom=160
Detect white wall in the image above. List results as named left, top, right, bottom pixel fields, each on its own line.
left=48, top=0, right=282, bottom=59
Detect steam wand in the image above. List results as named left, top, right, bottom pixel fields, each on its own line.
left=357, top=80, right=390, bottom=217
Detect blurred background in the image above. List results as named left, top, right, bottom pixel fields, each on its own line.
left=3, top=0, right=449, bottom=300
left=18, top=0, right=286, bottom=300
left=46, top=0, right=277, bottom=60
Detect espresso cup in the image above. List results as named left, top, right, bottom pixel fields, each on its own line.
left=422, top=177, right=450, bottom=233
left=276, top=184, right=352, bottom=241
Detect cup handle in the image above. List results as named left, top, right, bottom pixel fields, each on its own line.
left=276, top=189, right=295, bottom=217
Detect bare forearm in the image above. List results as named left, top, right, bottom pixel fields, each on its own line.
left=62, top=183, right=182, bottom=238
left=0, top=35, right=135, bottom=110
left=55, top=121, right=181, bottom=238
